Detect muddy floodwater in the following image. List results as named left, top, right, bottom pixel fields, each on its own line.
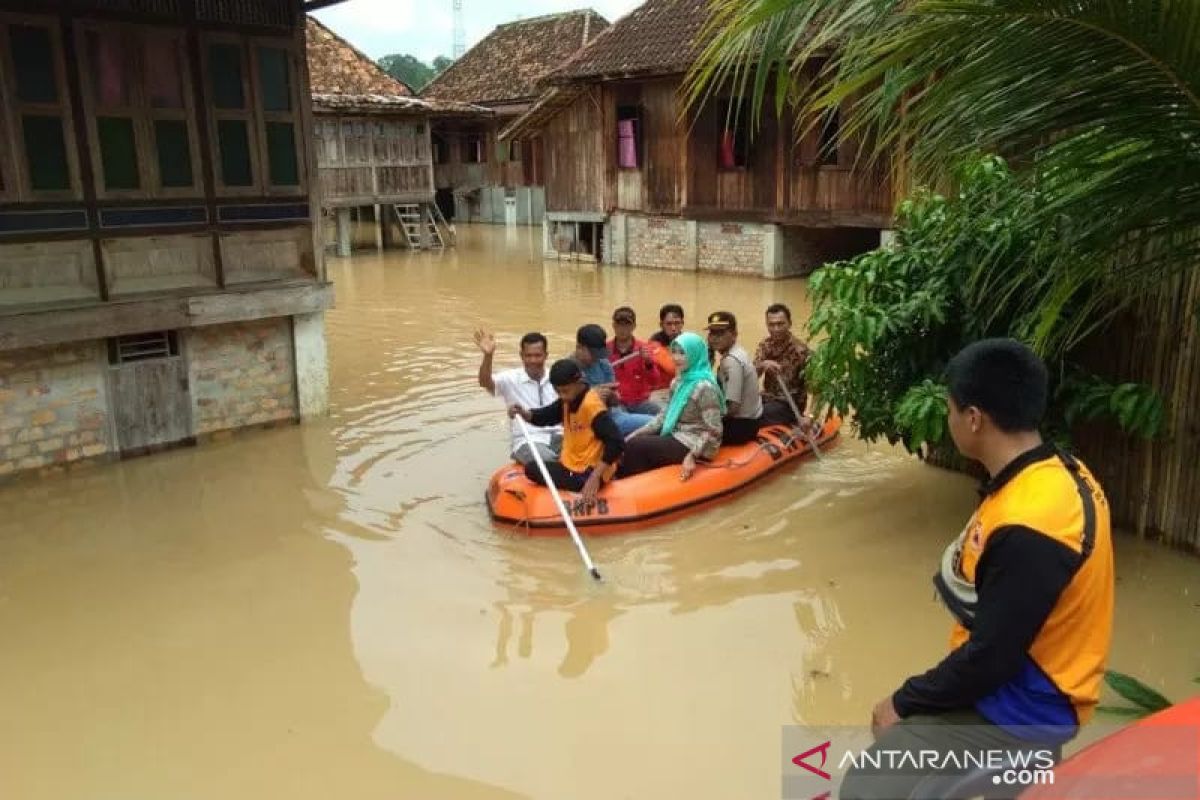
left=2, top=226, right=1197, bottom=800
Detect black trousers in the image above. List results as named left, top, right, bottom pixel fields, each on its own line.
left=722, top=415, right=762, bottom=445
left=760, top=399, right=797, bottom=426
left=523, top=460, right=592, bottom=491
left=617, top=434, right=690, bottom=478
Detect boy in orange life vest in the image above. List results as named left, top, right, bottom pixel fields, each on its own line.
left=840, top=339, right=1114, bottom=800
left=507, top=359, right=624, bottom=505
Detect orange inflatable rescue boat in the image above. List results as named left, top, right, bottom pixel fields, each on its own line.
left=486, top=415, right=841, bottom=535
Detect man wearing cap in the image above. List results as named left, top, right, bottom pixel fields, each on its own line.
left=474, top=327, right=562, bottom=465
left=608, top=306, right=675, bottom=416
left=507, top=359, right=624, bottom=505
left=705, top=311, right=764, bottom=445
left=575, top=323, right=654, bottom=437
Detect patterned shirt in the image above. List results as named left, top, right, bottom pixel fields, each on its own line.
left=642, top=380, right=724, bottom=460
left=753, top=334, right=811, bottom=403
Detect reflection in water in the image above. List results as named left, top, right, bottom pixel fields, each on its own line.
left=1, top=225, right=1197, bottom=800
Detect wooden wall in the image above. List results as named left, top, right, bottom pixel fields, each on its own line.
left=430, top=119, right=534, bottom=192
left=537, top=74, right=891, bottom=223
left=1074, top=270, right=1200, bottom=552
left=314, top=114, right=432, bottom=206
left=0, top=4, right=320, bottom=310
left=542, top=89, right=604, bottom=213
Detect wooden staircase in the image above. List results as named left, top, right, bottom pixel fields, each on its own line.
left=392, top=203, right=453, bottom=250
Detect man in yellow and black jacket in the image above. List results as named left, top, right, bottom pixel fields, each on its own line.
left=508, top=358, right=624, bottom=507
left=841, top=339, right=1114, bottom=800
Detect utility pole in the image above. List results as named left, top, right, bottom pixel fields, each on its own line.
left=452, top=0, right=465, bottom=59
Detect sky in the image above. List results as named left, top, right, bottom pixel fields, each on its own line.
left=313, top=0, right=644, bottom=64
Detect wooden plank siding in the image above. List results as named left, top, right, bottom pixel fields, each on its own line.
left=539, top=74, right=891, bottom=224
left=314, top=113, right=433, bottom=206
left=430, top=119, right=535, bottom=192
left=543, top=89, right=604, bottom=213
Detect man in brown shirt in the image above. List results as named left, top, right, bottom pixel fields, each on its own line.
left=753, top=303, right=811, bottom=426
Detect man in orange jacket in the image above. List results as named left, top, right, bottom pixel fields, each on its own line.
left=840, top=339, right=1114, bottom=799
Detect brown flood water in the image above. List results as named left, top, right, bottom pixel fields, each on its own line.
left=1, top=225, right=1197, bottom=800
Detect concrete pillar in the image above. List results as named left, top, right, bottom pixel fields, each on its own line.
left=373, top=204, right=384, bottom=252
left=335, top=208, right=352, bottom=257
left=542, top=218, right=553, bottom=259
left=762, top=223, right=784, bottom=279
left=530, top=187, right=545, bottom=225
left=685, top=219, right=700, bottom=271
left=880, top=228, right=897, bottom=248
left=292, top=312, right=330, bottom=418
left=606, top=213, right=628, bottom=266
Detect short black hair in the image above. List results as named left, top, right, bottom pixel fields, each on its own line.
left=519, top=332, right=548, bottom=352
left=576, top=324, right=607, bottom=349
left=765, top=303, right=792, bottom=323
left=946, top=339, right=1048, bottom=433
left=549, top=358, right=582, bottom=387
left=659, top=303, right=684, bottom=322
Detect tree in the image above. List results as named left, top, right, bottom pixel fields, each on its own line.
left=378, top=53, right=434, bottom=91
left=686, top=0, right=1200, bottom=358
left=432, top=55, right=454, bottom=74
left=804, top=156, right=1163, bottom=457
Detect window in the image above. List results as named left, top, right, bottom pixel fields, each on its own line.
left=107, top=330, right=180, bottom=365
left=464, top=134, right=485, bottom=164
left=616, top=105, right=641, bottom=169
left=718, top=97, right=750, bottom=169
left=340, top=119, right=368, bottom=164
left=508, top=139, right=522, bottom=162
left=0, top=19, right=78, bottom=199
left=818, top=107, right=841, bottom=167
left=204, top=36, right=303, bottom=193
left=207, top=40, right=254, bottom=187
left=314, top=120, right=339, bottom=165
left=255, top=44, right=299, bottom=187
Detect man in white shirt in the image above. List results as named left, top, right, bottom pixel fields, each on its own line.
left=474, top=328, right=563, bottom=464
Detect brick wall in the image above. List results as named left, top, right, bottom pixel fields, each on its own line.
left=697, top=222, right=765, bottom=275
left=0, top=341, right=113, bottom=478
left=627, top=216, right=693, bottom=270
left=187, top=319, right=298, bottom=435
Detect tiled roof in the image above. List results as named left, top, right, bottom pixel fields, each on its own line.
left=311, top=93, right=491, bottom=116
left=553, top=0, right=711, bottom=81
left=421, top=9, right=608, bottom=105
left=306, top=16, right=413, bottom=98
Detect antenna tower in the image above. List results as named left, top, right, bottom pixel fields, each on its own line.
left=452, top=0, right=465, bottom=59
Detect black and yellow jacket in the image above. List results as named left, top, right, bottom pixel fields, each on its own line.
left=893, top=443, right=1115, bottom=742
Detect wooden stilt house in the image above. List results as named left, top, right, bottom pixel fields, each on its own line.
left=501, top=0, right=892, bottom=276
left=0, top=0, right=341, bottom=479
left=420, top=9, right=608, bottom=227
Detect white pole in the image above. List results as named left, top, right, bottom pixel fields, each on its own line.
left=514, top=416, right=602, bottom=581
left=771, top=365, right=823, bottom=462
left=610, top=350, right=641, bottom=368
